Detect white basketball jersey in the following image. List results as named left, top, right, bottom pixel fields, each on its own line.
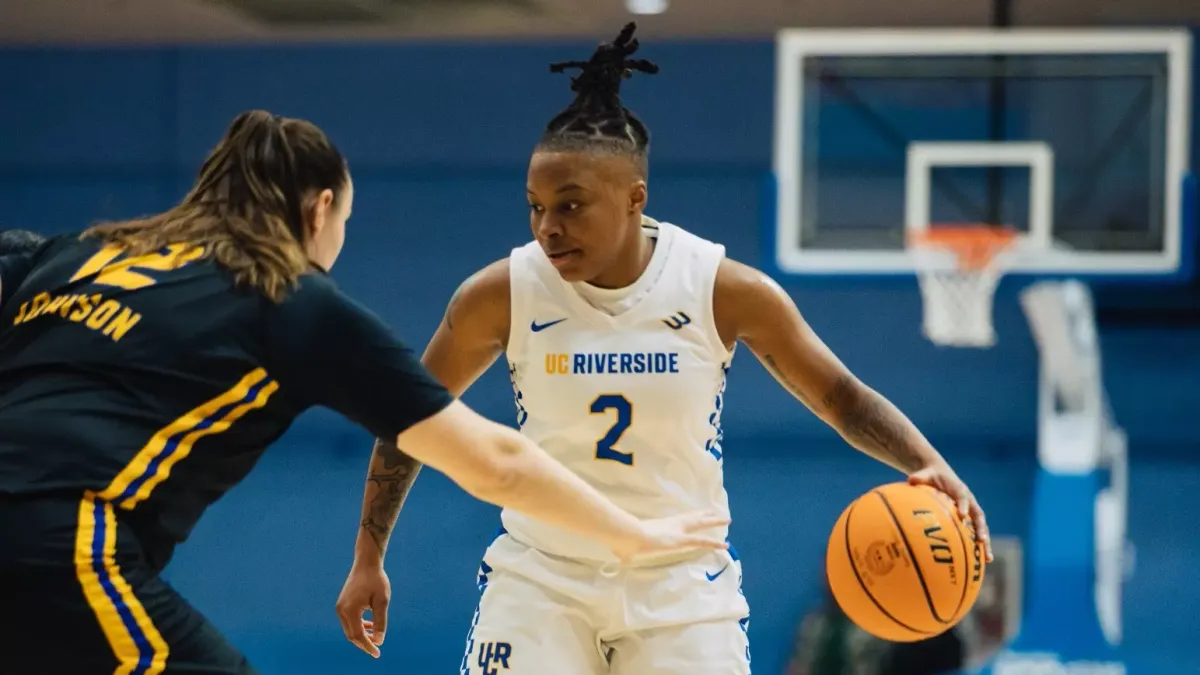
left=502, top=219, right=735, bottom=564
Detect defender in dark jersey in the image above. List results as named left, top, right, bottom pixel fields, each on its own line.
left=0, top=111, right=729, bottom=675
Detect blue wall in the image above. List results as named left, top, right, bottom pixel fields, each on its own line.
left=1, top=36, right=1197, bottom=674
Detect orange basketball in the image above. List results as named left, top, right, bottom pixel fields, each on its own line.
left=825, top=482, right=985, bottom=642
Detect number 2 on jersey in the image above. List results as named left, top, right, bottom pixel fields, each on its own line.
left=71, top=243, right=203, bottom=290
left=590, top=394, right=634, bottom=466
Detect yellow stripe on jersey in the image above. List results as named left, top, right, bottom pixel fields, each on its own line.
left=98, top=368, right=279, bottom=510
left=74, top=492, right=170, bottom=675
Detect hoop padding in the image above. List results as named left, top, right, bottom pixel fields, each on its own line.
left=909, top=226, right=1021, bottom=348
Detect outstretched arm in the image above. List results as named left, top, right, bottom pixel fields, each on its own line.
left=713, top=259, right=991, bottom=554
left=713, top=259, right=936, bottom=473
left=351, top=259, right=511, bottom=565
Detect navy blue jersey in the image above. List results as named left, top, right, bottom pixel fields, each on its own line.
left=0, top=235, right=451, bottom=566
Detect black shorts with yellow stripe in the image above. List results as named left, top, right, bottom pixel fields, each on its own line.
left=0, top=492, right=256, bottom=675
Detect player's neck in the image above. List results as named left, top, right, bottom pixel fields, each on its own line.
left=585, top=227, right=656, bottom=290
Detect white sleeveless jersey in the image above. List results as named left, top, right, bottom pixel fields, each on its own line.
left=501, top=220, right=734, bottom=564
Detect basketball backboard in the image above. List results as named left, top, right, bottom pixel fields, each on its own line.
left=771, top=28, right=1195, bottom=282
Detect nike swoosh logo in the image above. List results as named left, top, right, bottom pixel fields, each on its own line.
left=530, top=318, right=568, bottom=332
left=705, top=564, right=730, bottom=582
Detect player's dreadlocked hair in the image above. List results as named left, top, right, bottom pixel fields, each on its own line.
left=537, top=23, right=659, bottom=176
left=84, top=110, right=347, bottom=302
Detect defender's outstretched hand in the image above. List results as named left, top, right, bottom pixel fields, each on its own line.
left=612, top=510, right=731, bottom=563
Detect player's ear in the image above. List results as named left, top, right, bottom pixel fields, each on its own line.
left=306, top=188, right=336, bottom=239
left=628, top=180, right=648, bottom=215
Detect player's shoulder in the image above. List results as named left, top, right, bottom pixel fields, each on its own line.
left=266, top=270, right=366, bottom=329
left=652, top=219, right=728, bottom=276
left=3, top=233, right=104, bottom=285
left=714, top=257, right=776, bottom=293
left=452, top=257, right=510, bottom=308
left=651, top=218, right=722, bottom=249
left=276, top=268, right=336, bottom=304
left=712, top=257, right=792, bottom=328
left=17, top=231, right=86, bottom=260
left=444, top=258, right=510, bottom=334
left=259, top=271, right=403, bottom=372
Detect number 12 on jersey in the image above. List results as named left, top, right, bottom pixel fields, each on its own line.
left=590, top=394, right=634, bottom=466
left=71, top=243, right=203, bottom=290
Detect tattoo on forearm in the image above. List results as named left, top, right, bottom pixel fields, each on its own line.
left=820, top=372, right=855, bottom=412
left=361, top=440, right=422, bottom=555
left=762, top=353, right=927, bottom=472
left=822, top=373, right=925, bottom=472
left=762, top=354, right=815, bottom=408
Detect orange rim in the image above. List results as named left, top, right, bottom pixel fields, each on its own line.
left=908, top=225, right=1019, bottom=271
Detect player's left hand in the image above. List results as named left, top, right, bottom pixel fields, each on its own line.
left=908, top=462, right=994, bottom=562
left=335, top=561, right=391, bottom=658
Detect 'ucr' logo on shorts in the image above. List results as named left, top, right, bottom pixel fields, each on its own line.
left=477, top=641, right=512, bottom=675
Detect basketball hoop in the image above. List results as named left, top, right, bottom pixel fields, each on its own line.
left=908, top=225, right=1022, bottom=348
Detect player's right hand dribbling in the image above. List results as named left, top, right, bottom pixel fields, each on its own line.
left=335, top=561, right=391, bottom=658
left=614, top=510, right=731, bottom=563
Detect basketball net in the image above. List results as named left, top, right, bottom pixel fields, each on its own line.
left=908, top=225, right=1022, bottom=348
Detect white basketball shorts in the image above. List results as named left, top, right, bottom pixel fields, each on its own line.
left=459, top=531, right=751, bottom=675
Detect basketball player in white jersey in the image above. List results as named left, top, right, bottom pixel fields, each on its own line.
left=336, top=23, right=993, bottom=674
